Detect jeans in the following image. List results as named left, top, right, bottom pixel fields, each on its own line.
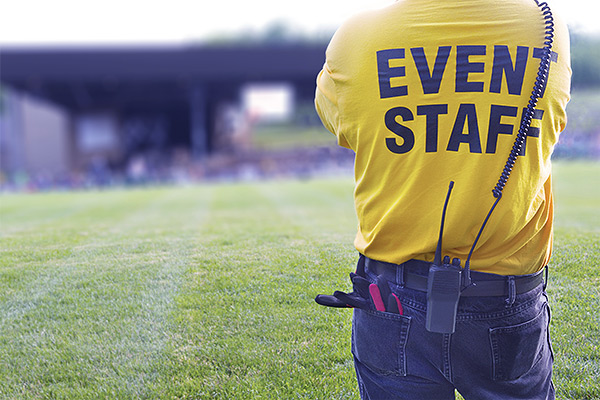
left=352, top=260, right=554, bottom=400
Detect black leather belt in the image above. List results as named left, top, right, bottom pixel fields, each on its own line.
left=364, top=257, right=545, bottom=297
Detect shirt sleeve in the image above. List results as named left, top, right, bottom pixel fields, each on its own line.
left=315, top=59, right=352, bottom=150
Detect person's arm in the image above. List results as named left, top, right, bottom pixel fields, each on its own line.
left=315, top=61, right=352, bottom=149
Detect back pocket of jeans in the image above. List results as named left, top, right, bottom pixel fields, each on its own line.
left=489, top=305, right=549, bottom=381
left=352, top=308, right=411, bottom=377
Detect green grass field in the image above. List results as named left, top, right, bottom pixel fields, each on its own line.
left=0, top=161, right=598, bottom=400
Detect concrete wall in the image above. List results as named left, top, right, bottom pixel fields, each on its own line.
left=0, top=89, right=72, bottom=180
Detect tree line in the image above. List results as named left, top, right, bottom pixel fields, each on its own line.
left=570, top=33, right=600, bottom=88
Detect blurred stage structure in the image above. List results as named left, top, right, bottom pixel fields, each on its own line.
left=0, top=44, right=327, bottom=185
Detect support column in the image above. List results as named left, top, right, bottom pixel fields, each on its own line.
left=0, top=88, right=26, bottom=180
left=189, top=84, right=208, bottom=159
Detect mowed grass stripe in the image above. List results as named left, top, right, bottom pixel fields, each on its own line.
left=0, top=189, right=162, bottom=237
left=0, top=189, right=179, bottom=268
left=0, top=187, right=211, bottom=398
left=0, top=191, right=107, bottom=237
left=258, top=179, right=357, bottom=240
left=151, top=180, right=358, bottom=399
left=0, top=191, right=146, bottom=324
left=0, top=189, right=193, bottom=322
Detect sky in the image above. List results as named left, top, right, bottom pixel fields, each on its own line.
left=0, top=0, right=597, bottom=46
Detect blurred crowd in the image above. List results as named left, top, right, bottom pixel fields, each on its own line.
left=2, top=132, right=597, bottom=193
left=0, top=146, right=355, bottom=192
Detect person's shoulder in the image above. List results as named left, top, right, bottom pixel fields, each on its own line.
left=325, top=9, right=376, bottom=62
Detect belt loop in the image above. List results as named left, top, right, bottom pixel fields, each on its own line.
left=397, top=264, right=405, bottom=288
left=543, top=265, right=549, bottom=291
left=505, top=276, right=516, bottom=307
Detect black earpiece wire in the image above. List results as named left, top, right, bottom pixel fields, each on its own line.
left=462, top=0, right=555, bottom=289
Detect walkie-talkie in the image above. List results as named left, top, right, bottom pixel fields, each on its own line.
left=426, top=181, right=462, bottom=334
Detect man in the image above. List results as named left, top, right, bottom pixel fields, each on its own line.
left=314, top=0, right=571, bottom=398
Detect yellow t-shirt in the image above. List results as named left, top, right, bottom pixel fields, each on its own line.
left=315, top=0, right=571, bottom=275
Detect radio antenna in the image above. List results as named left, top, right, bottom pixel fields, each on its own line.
left=434, top=181, right=455, bottom=266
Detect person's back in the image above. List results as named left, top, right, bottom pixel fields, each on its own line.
left=314, top=1, right=571, bottom=398
left=315, top=0, right=571, bottom=275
